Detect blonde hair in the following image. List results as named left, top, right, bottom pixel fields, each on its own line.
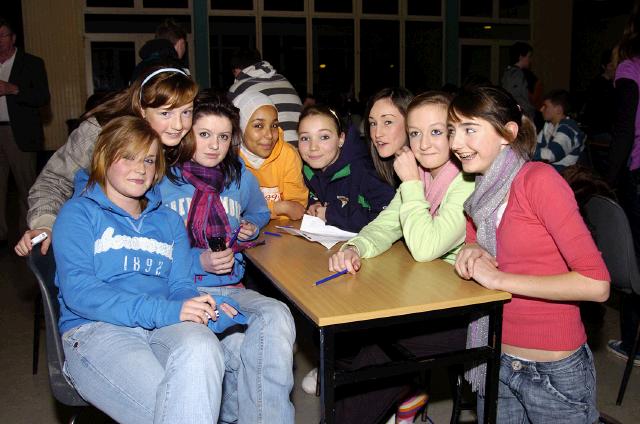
left=88, top=116, right=166, bottom=203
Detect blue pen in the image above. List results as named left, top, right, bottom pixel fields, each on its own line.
left=314, top=269, right=348, bottom=286
left=264, top=231, right=282, bottom=237
left=228, top=226, right=242, bottom=247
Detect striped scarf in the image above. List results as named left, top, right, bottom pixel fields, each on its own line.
left=463, top=146, right=525, bottom=395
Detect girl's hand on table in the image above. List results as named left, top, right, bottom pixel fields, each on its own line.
left=274, top=200, right=306, bottom=220
left=454, top=243, right=497, bottom=280
left=329, top=246, right=361, bottom=274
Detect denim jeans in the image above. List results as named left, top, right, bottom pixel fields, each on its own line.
left=477, top=344, right=599, bottom=424
left=62, top=321, right=225, bottom=424
left=201, top=286, right=296, bottom=424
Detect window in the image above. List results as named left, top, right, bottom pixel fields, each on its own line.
left=314, top=0, right=352, bottom=14
left=263, top=18, right=307, bottom=95
left=361, top=20, right=399, bottom=99
left=91, top=41, right=136, bottom=92
left=87, top=0, right=133, bottom=7
left=211, top=0, right=253, bottom=10
left=500, top=0, right=530, bottom=19
left=460, top=45, right=492, bottom=85
left=85, top=14, right=190, bottom=33
left=405, top=21, right=443, bottom=93
left=143, top=0, right=188, bottom=7
left=362, top=0, right=398, bottom=15
left=459, top=23, right=530, bottom=40
left=407, top=0, right=441, bottom=16
left=209, top=16, right=256, bottom=89
left=312, top=19, right=354, bottom=105
left=263, top=0, right=304, bottom=12
left=460, top=0, right=493, bottom=17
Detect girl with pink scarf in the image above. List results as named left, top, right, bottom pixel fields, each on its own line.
left=326, top=92, right=475, bottom=424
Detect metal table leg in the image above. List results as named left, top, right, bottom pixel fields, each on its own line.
left=319, top=326, right=336, bottom=424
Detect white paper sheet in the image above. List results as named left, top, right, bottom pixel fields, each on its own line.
left=275, top=214, right=357, bottom=249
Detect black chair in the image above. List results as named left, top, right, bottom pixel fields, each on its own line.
left=27, top=247, right=89, bottom=422
left=584, top=195, right=640, bottom=405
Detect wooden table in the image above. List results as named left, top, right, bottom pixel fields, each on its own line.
left=245, top=221, right=511, bottom=423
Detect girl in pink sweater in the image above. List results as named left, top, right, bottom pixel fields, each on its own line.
left=448, top=85, right=610, bottom=423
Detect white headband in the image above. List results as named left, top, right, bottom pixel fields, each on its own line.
left=139, top=68, right=188, bottom=102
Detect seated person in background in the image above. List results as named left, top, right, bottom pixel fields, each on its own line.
left=53, top=116, right=244, bottom=424
left=232, top=92, right=308, bottom=220
left=533, top=89, right=586, bottom=171
left=298, top=105, right=395, bottom=232
left=158, top=90, right=296, bottom=424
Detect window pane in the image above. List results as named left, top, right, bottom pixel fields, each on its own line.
left=91, top=41, right=136, bottom=92
left=263, top=18, right=306, bottom=95
left=361, top=20, right=399, bottom=100
left=460, top=0, right=492, bottom=17
left=460, top=45, right=491, bottom=85
left=87, top=0, right=133, bottom=7
left=210, top=17, right=256, bottom=89
left=362, top=0, right=398, bottom=15
left=459, top=23, right=530, bottom=40
left=85, top=14, right=190, bottom=33
left=405, top=21, right=443, bottom=93
left=264, top=0, right=304, bottom=11
left=407, top=0, right=441, bottom=16
left=312, top=19, right=354, bottom=106
left=211, top=0, right=253, bottom=10
left=143, top=0, right=188, bottom=7
left=314, top=0, right=352, bottom=13
left=499, top=0, right=529, bottom=19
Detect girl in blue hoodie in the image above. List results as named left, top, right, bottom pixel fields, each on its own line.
left=53, top=116, right=245, bottom=424
left=298, top=105, right=395, bottom=232
left=159, top=90, right=296, bottom=424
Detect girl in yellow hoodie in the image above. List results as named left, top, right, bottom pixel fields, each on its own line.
left=233, top=92, right=308, bottom=220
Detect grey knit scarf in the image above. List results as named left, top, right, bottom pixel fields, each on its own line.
left=463, top=146, right=525, bottom=395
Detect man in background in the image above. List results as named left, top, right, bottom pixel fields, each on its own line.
left=131, top=19, right=189, bottom=83
left=0, top=17, right=49, bottom=247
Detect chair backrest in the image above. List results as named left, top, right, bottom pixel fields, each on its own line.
left=584, top=195, right=640, bottom=295
left=28, top=248, right=87, bottom=407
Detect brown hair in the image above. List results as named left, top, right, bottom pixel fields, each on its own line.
left=83, top=66, right=198, bottom=127
left=175, top=89, right=243, bottom=187
left=88, top=116, right=165, bottom=209
left=448, top=85, right=536, bottom=160
left=298, top=105, right=344, bottom=135
left=406, top=91, right=453, bottom=117
left=618, top=1, right=640, bottom=62
left=365, top=87, right=413, bottom=187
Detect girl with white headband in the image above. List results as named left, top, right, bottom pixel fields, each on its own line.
left=16, top=66, right=198, bottom=256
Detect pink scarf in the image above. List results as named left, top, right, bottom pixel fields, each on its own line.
left=419, top=160, right=461, bottom=216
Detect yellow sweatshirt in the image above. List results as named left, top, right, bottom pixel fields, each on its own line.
left=239, top=135, right=309, bottom=219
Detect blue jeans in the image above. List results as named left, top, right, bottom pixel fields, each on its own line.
left=62, top=321, right=225, bottom=424
left=201, top=286, right=296, bottom=424
left=477, top=344, right=599, bottom=424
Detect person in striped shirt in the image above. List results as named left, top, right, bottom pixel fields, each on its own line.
left=533, top=89, right=586, bottom=171
left=228, top=48, right=303, bottom=144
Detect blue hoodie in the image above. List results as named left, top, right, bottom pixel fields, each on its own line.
left=54, top=171, right=246, bottom=335
left=303, top=126, right=396, bottom=232
left=158, top=161, right=270, bottom=287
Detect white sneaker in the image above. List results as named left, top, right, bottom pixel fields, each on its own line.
left=301, top=367, right=318, bottom=395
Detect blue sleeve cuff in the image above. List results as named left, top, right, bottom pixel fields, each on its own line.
left=207, top=295, right=248, bottom=333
